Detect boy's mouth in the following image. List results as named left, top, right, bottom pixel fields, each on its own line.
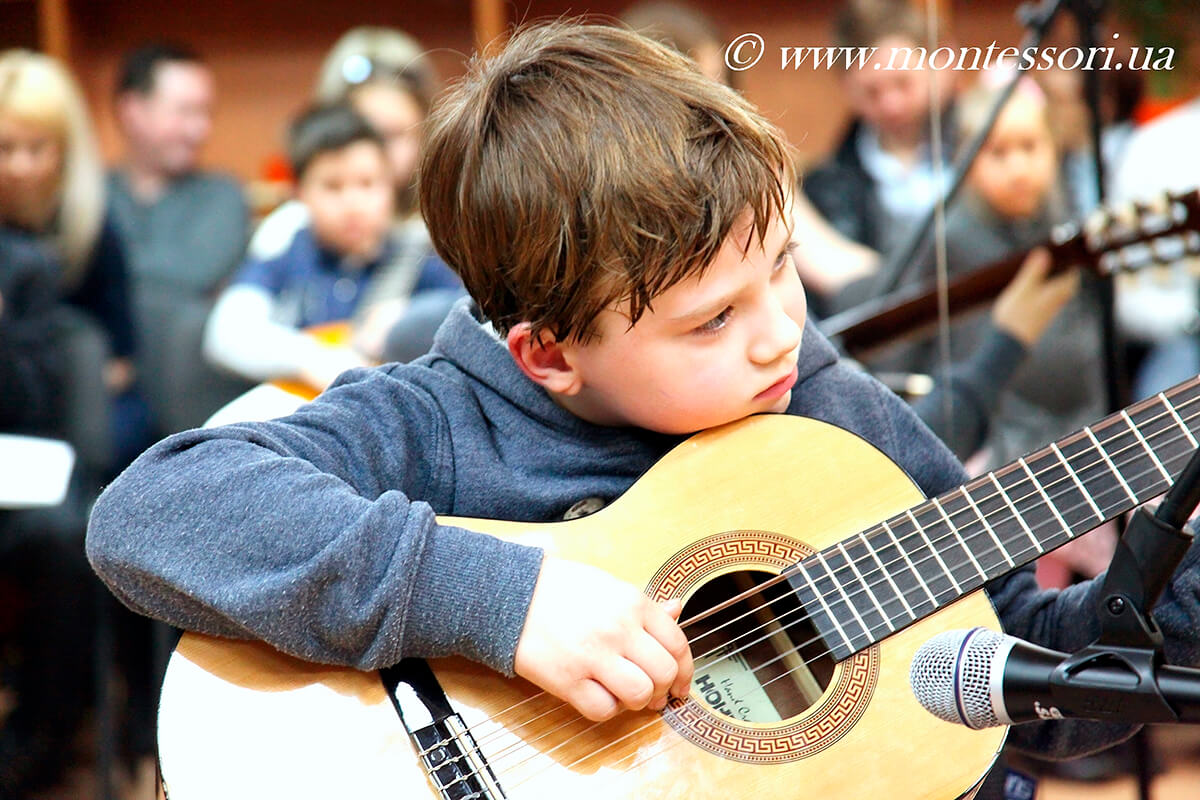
left=755, top=367, right=799, bottom=402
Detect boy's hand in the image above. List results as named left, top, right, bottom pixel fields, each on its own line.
left=991, top=247, right=1078, bottom=347
left=513, top=557, right=694, bottom=721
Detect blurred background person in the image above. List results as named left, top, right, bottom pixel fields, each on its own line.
left=108, top=42, right=252, bottom=435
left=802, top=0, right=959, bottom=291
left=248, top=26, right=462, bottom=368
left=0, top=49, right=147, bottom=476
left=204, top=103, right=458, bottom=392
left=0, top=186, right=100, bottom=799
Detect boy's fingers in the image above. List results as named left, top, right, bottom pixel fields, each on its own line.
left=644, top=604, right=694, bottom=696
left=660, top=597, right=683, bottom=618
left=595, top=656, right=656, bottom=710
left=625, top=632, right=681, bottom=701
left=570, top=677, right=621, bottom=722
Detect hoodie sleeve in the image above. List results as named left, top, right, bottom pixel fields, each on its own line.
left=85, top=366, right=543, bottom=674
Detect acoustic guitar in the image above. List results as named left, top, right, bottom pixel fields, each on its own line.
left=157, top=375, right=1200, bottom=799
left=821, top=190, right=1200, bottom=356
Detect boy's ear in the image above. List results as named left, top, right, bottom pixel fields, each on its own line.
left=506, top=323, right=583, bottom=396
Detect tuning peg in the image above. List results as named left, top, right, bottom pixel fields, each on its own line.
left=1083, top=208, right=1111, bottom=250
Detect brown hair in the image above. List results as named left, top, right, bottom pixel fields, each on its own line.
left=833, top=0, right=927, bottom=51
left=419, top=21, right=793, bottom=342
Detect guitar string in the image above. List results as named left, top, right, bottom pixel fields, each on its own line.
left=462, top=390, right=1200, bottom=779
left=495, top=424, right=1200, bottom=791
left=432, top=410, right=1200, bottom=791
left=443, top=386, right=1200, bottom=769
left=454, top=384, right=1200, bottom=759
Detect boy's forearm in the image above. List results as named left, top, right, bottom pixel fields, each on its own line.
left=85, top=420, right=543, bottom=674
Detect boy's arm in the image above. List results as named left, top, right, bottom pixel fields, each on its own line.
left=88, top=365, right=693, bottom=713
left=86, top=368, right=543, bottom=674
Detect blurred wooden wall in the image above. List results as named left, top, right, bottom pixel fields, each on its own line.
left=0, top=0, right=1192, bottom=183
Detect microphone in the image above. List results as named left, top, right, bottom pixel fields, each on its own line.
left=910, top=627, right=1200, bottom=729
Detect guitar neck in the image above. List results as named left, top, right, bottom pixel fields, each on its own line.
left=819, top=237, right=1087, bottom=356
left=819, top=190, right=1200, bottom=356
left=793, top=376, right=1200, bottom=662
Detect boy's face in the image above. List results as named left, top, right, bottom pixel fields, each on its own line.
left=968, top=95, right=1057, bottom=220
left=556, top=209, right=805, bottom=435
left=298, top=140, right=394, bottom=259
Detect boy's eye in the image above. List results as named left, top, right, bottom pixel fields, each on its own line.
left=774, top=242, right=800, bottom=273
left=695, top=307, right=732, bottom=335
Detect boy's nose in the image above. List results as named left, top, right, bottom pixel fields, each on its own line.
left=749, top=295, right=803, bottom=365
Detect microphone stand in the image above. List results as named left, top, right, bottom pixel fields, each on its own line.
left=1047, top=444, right=1200, bottom=730
left=1067, top=0, right=1129, bottom=416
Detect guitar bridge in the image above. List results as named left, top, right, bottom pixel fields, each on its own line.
left=382, top=659, right=506, bottom=800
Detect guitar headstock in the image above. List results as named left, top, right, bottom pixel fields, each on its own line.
left=1058, top=189, right=1200, bottom=277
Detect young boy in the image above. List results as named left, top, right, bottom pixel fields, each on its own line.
left=202, top=103, right=459, bottom=392
left=89, top=20, right=1200, bottom=773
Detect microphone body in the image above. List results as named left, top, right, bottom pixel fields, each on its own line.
left=911, top=628, right=1200, bottom=729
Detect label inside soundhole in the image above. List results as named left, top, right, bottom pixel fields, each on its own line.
left=683, top=568, right=834, bottom=723
left=693, top=645, right=782, bottom=723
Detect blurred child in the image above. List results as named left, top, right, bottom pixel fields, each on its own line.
left=928, top=78, right=1105, bottom=469
left=203, top=104, right=459, bottom=391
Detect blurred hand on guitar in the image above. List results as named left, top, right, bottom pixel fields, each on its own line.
left=296, top=344, right=371, bottom=392
left=990, top=247, right=1079, bottom=348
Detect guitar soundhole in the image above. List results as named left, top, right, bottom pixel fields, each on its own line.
left=682, top=569, right=833, bottom=723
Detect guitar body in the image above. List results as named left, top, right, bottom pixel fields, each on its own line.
left=158, top=415, right=1006, bottom=799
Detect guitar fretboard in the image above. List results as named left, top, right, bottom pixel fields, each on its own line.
left=792, top=377, right=1200, bottom=662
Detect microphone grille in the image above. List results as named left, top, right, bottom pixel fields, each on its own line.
left=910, top=627, right=1004, bottom=729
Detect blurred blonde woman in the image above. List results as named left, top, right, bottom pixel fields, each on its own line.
left=0, top=50, right=149, bottom=469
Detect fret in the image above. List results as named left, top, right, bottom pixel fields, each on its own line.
left=907, top=502, right=981, bottom=592
left=904, top=510, right=961, bottom=594
left=813, top=549, right=872, bottom=646
left=857, top=529, right=916, bottom=624
left=987, top=469, right=1044, bottom=556
left=876, top=520, right=939, bottom=616
left=1057, top=431, right=1129, bottom=519
left=793, top=558, right=856, bottom=657
left=1160, top=392, right=1199, bottom=450
left=996, top=461, right=1072, bottom=553
left=957, top=483, right=1016, bottom=571
left=1021, top=448, right=1098, bottom=536
left=1092, top=416, right=1164, bottom=499
left=1128, top=394, right=1196, bottom=493
left=930, top=496, right=987, bottom=582
left=841, top=535, right=898, bottom=633
left=886, top=515, right=955, bottom=605
left=1121, top=409, right=1172, bottom=483
left=827, top=542, right=890, bottom=638
left=1018, top=456, right=1072, bottom=544
left=1050, top=442, right=1104, bottom=522
left=1084, top=424, right=1138, bottom=505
